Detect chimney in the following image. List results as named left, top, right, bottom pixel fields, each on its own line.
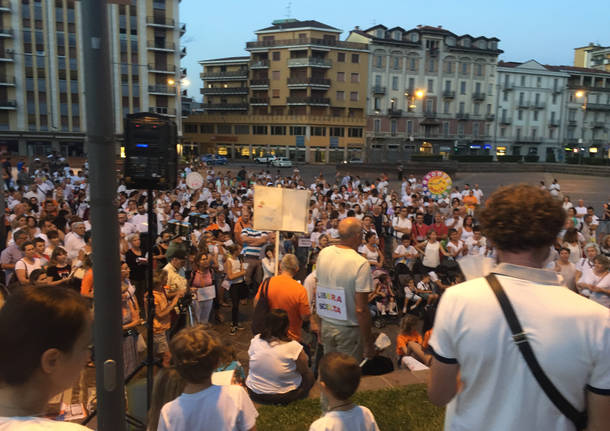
left=417, top=24, right=422, bottom=29
left=355, top=26, right=360, bottom=30
left=438, top=25, right=442, bottom=29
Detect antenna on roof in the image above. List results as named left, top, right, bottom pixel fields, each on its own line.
left=285, top=1, right=292, bottom=18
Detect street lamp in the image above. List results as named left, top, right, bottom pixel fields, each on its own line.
left=404, top=89, right=425, bottom=111
left=574, top=90, right=588, bottom=162
left=167, top=77, right=190, bottom=140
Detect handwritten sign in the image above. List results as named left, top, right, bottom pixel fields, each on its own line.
left=316, top=285, right=347, bottom=321
left=298, top=237, right=312, bottom=248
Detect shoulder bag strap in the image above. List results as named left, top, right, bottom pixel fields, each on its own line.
left=261, top=277, right=271, bottom=299
left=485, top=274, right=587, bottom=430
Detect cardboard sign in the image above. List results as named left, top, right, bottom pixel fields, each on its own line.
left=316, top=285, right=347, bottom=321
left=253, top=186, right=310, bottom=233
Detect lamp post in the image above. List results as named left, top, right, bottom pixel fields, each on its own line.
left=575, top=90, right=588, bottom=163
left=168, top=76, right=190, bottom=156
left=404, top=89, right=425, bottom=154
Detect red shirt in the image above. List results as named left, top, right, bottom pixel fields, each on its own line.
left=429, top=223, right=448, bottom=239
left=412, top=222, right=430, bottom=241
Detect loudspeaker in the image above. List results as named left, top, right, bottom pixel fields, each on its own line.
left=123, top=113, right=177, bottom=190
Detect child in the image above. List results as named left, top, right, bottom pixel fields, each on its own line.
left=396, top=315, right=427, bottom=370
left=149, top=271, right=180, bottom=365
left=402, top=278, right=423, bottom=313
left=309, top=352, right=379, bottom=431
left=158, top=325, right=258, bottom=431
left=415, top=273, right=439, bottom=307
left=373, top=273, right=397, bottom=315
left=213, top=340, right=246, bottom=386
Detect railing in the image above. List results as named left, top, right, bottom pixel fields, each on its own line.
left=287, top=77, right=331, bottom=86
left=148, top=64, right=176, bottom=73
left=486, top=114, right=495, bottom=121
left=532, top=101, right=546, bottom=109
left=201, top=87, right=248, bottom=95
left=0, top=99, right=16, bottom=108
left=548, top=119, right=560, bottom=127
left=553, top=86, right=563, bottom=94
left=442, top=90, right=455, bottom=98
left=0, top=76, right=15, bottom=85
left=146, top=16, right=175, bottom=27
left=500, top=117, right=512, bottom=124
left=287, top=57, right=332, bottom=68
left=587, top=103, right=610, bottom=111
left=503, top=82, right=514, bottom=91
left=568, top=119, right=577, bottom=125
left=0, top=28, right=12, bottom=36
left=148, top=85, right=175, bottom=94
left=591, top=121, right=606, bottom=128
left=424, top=111, right=437, bottom=118
left=149, top=106, right=175, bottom=115
left=201, top=70, right=248, bottom=79
left=0, top=49, right=13, bottom=60
left=180, top=47, right=187, bottom=57
left=203, top=103, right=249, bottom=110
left=188, top=114, right=366, bottom=124
left=147, top=41, right=175, bottom=51
left=250, top=97, right=269, bottom=104
left=515, top=136, right=542, bottom=143
left=246, top=37, right=368, bottom=50
left=388, top=108, right=402, bottom=116
left=371, top=85, right=386, bottom=94
left=286, top=96, right=330, bottom=105
left=518, top=100, right=530, bottom=108
left=250, top=79, right=270, bottom=86
left=456, top=113, right=470, bottom=120
left=250, top=59, right=269, bottom=68
left=0, top=0, right=10, bottom=10
left=472, top=92, right=486, bottom=101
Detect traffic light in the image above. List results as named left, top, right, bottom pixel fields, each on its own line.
left=123, top=113, right=177, bottom=190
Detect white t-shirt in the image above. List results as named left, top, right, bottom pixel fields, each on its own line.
left=430, top=263, right=610, bottom=431
left=309, top=406, right=379, bottom=431
left=574, top=206, right=587, bottom=217
left=392, top=216, right=412, bottom=238
left=158, top=385, right=257, bottom=431
left=393, top=244, right=417, bottom=267
left=246, top=335, right=303, bottom=395
left=0, top=417, right=89, bottom=430
left=14, top=258, right=43, bottom=278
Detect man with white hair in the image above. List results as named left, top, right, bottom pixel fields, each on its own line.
left=64, top=222, right=87, bottom=262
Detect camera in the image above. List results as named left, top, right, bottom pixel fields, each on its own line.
left=188, top=213, right=210, bottom=230
left=167, top=219, right=191, bottom=237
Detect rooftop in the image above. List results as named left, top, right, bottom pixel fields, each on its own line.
left=256, top=19, right=341, bottom=34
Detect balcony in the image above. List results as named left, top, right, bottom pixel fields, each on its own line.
left=518, top=100, right=530, bottom=109
left=0, top=28, right=11, bottom=37
left=180, top=47, right=186, bottom=58
left=250, top=79, right=269, bottom=88
left=0, top=99, right=16, bottom=109
left=250, top=97, right=269, bottom=105
left=388, top=108, right=402, bottom=117
left=0, top=49, right=13, bottom=61
left=372, top=85, right=386, bottom=95
left=552, top=86, right=563, bottom=94
left=565, top=138, right=579, bottom=146
left=201, top=70, right=248, bottom=80
left=180, top=23, right=186, bottom=36
left=286, top=77, right=331, bottom=87
left=472, top=92, right=486, bottom=101
left=532, top=101, right=546, bottom=109
left=442, top=90, right=455, bottom=99
left=502, top=82, right=514, bottom=91
left=424, top=111, right=437, bottom=119
left=246, top=37, right=367, bottom=51
left=287, top=57, right=332, bottom=68
left=568, top=119, right=577, bottom=126
left=548, top=119, right=560, bottom=127
left=592, top=139, right=606, bottom=146
left=148, top=85, right=175, bottom=95
left=200, top=87, right=248, bottom=95
left=591, top=121, right=606, bottom=128
left=485, top=114, right=495, bottom=121
left=286, top=96, right=330, bottom=106
left=147, top=41, right=175, bottom=52
left=203, top=103, right=248, bottom=111
left=0, top=76, right=15, bottom=86
left=149, top=106, right=176, bottom=116
left=515, top=136, right=542, bottom=143
left=250, top=59, right=269, bottom=69
left=500, top=117, right=512, bottom=125
left=146, top=16, right=175, bottom=28
left=587, top=103, right=610, bottom=112
left=456, top=113, right=470, bottom=120
left=148, top=63, right=176, bottom=74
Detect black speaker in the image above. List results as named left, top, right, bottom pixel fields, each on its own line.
left=123, top=113, right=177, bottom=190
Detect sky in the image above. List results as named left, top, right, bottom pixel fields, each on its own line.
left=179, top=0, right=610, bottom=101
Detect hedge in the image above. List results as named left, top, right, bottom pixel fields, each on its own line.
left=410, top=155, right=444, bottom=162
left=449, top=155, right=494, bottom=162
left=497, top=155, right=523, bottom=162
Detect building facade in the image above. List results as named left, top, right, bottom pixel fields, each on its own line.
left=346, top=25, right=502, bottom=162
left=495, top=61, right=569, bottom=162
left=0, top=0, right=184, bottom=157
left=574, top=43, right=610, bottom=72
left=183, top=19, right=368, bottom=163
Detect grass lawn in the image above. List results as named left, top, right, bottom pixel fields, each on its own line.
left=256, top=384, right=444, bottom=431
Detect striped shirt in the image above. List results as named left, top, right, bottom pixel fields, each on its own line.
left=241, top=227, right=267, bottom=258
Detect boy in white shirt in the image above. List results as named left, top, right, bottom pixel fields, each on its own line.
left=158, top=326, right=258, bottom=431
left=310, top=352, right=379, bottom=431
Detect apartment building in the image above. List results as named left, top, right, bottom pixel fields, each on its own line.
left=0, top=0, right=185, bottom=157
left=574, top=43, right=610, bottom=72
left=495, top=60, right=569, bottom=161
left=346, top=24, right=502, bottom=162
left=183, top=19, right=368, bottom=163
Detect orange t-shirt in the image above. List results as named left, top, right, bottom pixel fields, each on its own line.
left=255, top=274, right=310, bottom=341
left=422, top=329, right=432, bottom=349
left=396, top=331, right=423, bottom=356
left=463, top=195, right=478, bottom=209
left=80, top=268, right=94, bottom=297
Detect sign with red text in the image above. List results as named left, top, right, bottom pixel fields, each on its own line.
left=316, top=285, right=347, bottom=321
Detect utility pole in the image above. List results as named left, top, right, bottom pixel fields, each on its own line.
left=81, top=1, right=126, bottom=430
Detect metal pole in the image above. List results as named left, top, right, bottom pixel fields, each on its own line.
left=81, top=1, right=126, bottom=430
left=145, top=189, right=155, bottom=409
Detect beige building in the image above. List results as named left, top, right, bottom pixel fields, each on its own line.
left=0, top=0, right=185, bottom=157
left=184, top=19, right=369, bottom=163
left=347, top=24, right=502, bottom=161
left=574, top=43, right=610, bottom=72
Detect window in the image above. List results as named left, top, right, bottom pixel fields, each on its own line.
left=549, top=128, right=555, bottom=139
left=253, top=125, right=268, bottom=135
left=390, top=119, right=397, bottom=136
left=427, top=79, right=434, bottom=93
left=475, top=82, right=481, bottom=93
left=532, top=128, right=537, bottom=139
left=535, top=93, right=540, bottom=104
left=443, top=122, right=449, bottom=137
left=475, top=63, right=483, bottom=76
left=272, top=51, right=280, bottom=61
left=374, top=98, right=380, bottom=110
left=350, top=91, right=358, bottom=101
left=486, top=103, right=491, bottom=114
left=459, top=101, right=465, bottom=113
left=290, top=126, right=306, bottom=135
left=520, top=75, right=526, bottom=86
left=461, top=62, right=468, bottom=74
left=536, top=77, right=541, bottom=88
left=337, top=72, right=345, bottom=82
left=217, top=124, right=232, bottom=134
left=350, top=73, right=359, bottom=83
left=409, top=58, right=417, bottom=71
left=337, top=52, right=345, bottom=62
left=568, top=108, right=576, bottom=121
left=444, top=101, right=450, bottom=114
left=393, top=56, right=400, bottom=69
left=516, top=128, right=521, bottom=139
left=330, top=127, right=345, bottom=137
left=351, top=54, right=359, bottom=63
left=336, top=91, right=345, bottom=101
left=200, top=124, right=214, bottom=133
left=473, top=122, right=480, bottom=137
left=375, top=55, right=383, bottom=68
left=552, top=93, right=557, bottom=104
left=408, top=77, right=415, bottom=90
left=474, top=103, right=480, bottom=115
left=392, top=76, right=398, bottom=90
left=445, top=61, right=453, bottom=74
left=428, top=58, right=436, bottom=72
left=270, top=125, right=286, bottom=135
left=272, top=89, right=280, bottom=98
left=184, top=124, right=197, bottom=133
left=348, top=127, right=363, bottom=137
left=533, top=110, right=539, bottom=121
left=444, top=80, right=451, bottom=91
left=457, top=123, right=465, bottom=136
left=235, top=124, right=249, bottom=134
left=407, top=120, right=413, bottom=135
left=460, top=81, right=466, bottom=95
left=500, top=127, right=506, bottom=137
left=503, top=91, right=508, bottom=102
left=374, top=119, right=380, bottom=132
left=272, top=70, right=280, bottom=80
left=311, top=126, right=326, bottom=136
left=518, top=110, right=523, bottom=120
left=374, top=75, right=381, bottom=86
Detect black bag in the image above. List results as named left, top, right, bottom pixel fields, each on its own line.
left=486, top=274, right=587, bottom=430
left=251, top=278, right=271, bottom=335
left=361, top=355, right=394, bottom=376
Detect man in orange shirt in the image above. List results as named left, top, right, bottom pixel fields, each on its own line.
left=255, top=254, right=310, bottom=341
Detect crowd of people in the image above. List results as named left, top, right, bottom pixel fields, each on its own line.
left=0, top=153, right=609, bottom=430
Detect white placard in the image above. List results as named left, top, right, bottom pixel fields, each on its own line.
left=253, top=186, right=310, bottom=233
left=298, top=237, right=312, bottom=248
left=186, top=171, right=204, bottom=190
left=316, top=285, right=347, bottom=321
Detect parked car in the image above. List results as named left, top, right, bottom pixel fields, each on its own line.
left=201, top=154, right=227, bottom=165
left=255, top=155, right=277, bottom=164
left=271, top=157, right=293, bottom=167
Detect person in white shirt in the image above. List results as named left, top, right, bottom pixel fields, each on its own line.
left=118, top=211, right=137, bottom=237
left=548, top=179, right=561, bottom=197
left=158, top=326, right=258, bottom=431
left=130, top=204, right=149, bottom=233
left=391, top=207, right=413, bottom=248
left=574, top=199, right=587, bottom=219
left=309, top=352, right=379, bottom=431
left=64, top=222, right=86, bottom=262
left=465, top=227, right=487, bottom=256
left=428, top=184, right=610, bottom=431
